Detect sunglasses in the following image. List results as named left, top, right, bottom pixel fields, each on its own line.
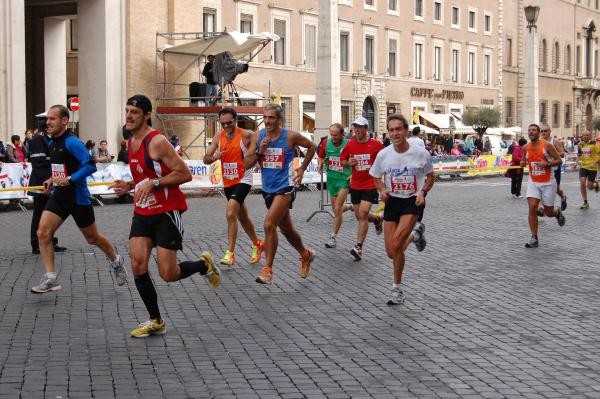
left=220, top=120, right=234, bottom=127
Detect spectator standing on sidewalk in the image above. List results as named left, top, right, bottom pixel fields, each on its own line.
left=509, top=137, right=527, bottom=198
left=96, top=140, right=113, bottom=163
left=5, top=135, right=28, bottom=163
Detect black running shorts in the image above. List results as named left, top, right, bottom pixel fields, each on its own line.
left=383, top=196, right=424, bottom=223
left=262, top=186, right=296, bottom=209
left=350, top=188, right=379, bottom=205
left=224, top=183, right=252, bottom=204
left=129, top=210, right=184, bottom=250
left=579, top=168, right=598, bottom=181
left=45, top=195, right=95, bottom=228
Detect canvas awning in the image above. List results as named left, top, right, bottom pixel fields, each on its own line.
left=303, top=112, right=315, bottom=121
left=419, top=112, right=474, bottom=134
left=409, top=124, right=438, bottom=135
left=158, top=31, right=280, bottom=69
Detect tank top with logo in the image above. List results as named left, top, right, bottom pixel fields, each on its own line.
left=258, top=128, right=295, bottom=193
left=128, top=130, right=187, bottom=215
left=218, top=127, right=253, bottom=188
left=526, top=141, right=552, bottom=184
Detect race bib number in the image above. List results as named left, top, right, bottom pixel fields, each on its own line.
left=222, top=162, right=239, bottom=180
left=51, top=163, right=67, bottom=179
left=134, top=178, right=157, bottom=209
left=263, top=148, right=283, bottom=169
left=391, top=175, right=417, bottom=196
left=328, top=156, right=343, bottom=172
left=530, top=162, right=546, bottom=176
left=354, top=154, right=371, bottom=171
left=582, top=147, right=592, bottom=157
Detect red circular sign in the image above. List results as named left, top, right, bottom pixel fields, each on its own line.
left=68, top=97, right=79, bottom=111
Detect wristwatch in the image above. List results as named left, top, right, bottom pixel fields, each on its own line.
left=152, top=178, right=160, bottom=188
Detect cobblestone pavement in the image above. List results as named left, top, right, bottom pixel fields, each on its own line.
left=1, top=173, right=599, bottom=398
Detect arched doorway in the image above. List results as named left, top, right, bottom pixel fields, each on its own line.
left=362, top=97, right=376, bottom=132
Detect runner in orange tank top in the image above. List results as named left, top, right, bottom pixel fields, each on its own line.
left=203, top=107, right=263, bottom=266
left=519, top=123, right=566, bottom=248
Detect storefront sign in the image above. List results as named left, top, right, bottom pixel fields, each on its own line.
left=410, top=87, right=465, bottom=101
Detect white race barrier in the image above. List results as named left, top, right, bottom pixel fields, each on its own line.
left=0, top=158, right=324, bottom=200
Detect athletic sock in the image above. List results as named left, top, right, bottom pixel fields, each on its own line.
left=356, top=243, right=363, bottom=249
left=392, top=283, right=400, bottom=289
left=45, top=272, right=57, bottom=280
left=532, top=235, right=538, bottom=240
left=178, top=260, right=208, bottom=279
left=134, top=273, right=161, bottom=321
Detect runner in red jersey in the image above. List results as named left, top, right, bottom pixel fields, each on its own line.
left=340, top=116, right=384, bottom=261
left=112, top=94, right=221, bottom=338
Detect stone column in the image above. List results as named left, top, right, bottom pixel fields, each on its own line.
left=77, top=0, right=125, bottom=154
left=315, top=0, right=341, bottom=142
left=0, top=0, right=26, bottom=140
left=522, top=20, right=539, bottom=133
left=44, top=18, right=67, bottom=109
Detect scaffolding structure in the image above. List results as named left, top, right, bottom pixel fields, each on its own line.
left=154, top=31, right=277, bottom=154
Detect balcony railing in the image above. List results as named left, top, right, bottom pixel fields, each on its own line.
left=580, top=77, right=600, bottom=90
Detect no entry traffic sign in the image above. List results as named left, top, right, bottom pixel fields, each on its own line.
left=68, top=97, right=79, bottom=112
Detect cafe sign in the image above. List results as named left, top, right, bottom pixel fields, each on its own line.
left=410, top=87, right=465, bottom=101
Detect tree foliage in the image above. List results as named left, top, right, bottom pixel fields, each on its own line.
left=462, top=107, right=501, bottom=136
left=590, top=116, right=600, bottom=132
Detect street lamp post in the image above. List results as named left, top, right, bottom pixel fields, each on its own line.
left=522, top=5, right=540, bottom=134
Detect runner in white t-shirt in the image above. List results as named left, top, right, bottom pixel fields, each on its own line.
left=370, top=114, right=435, bottom=305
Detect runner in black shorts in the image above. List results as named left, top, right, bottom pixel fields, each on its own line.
left=31, top=105, right=126, bottom=294
left=112, top=94, right=221, bottom=338
left=203, top=107, right=264, bottom=266
left=370, top=114, right=435, bottom=306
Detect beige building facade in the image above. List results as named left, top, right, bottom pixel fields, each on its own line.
left=503, top=0, right=600, bottom=138
left=1, top=0, right=599, bottom=155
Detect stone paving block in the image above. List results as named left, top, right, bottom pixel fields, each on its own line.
left=1, top=175, right=600, bottom=398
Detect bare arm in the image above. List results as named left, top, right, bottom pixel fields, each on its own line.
left=243, top=131, right=260, bottom=170
left=544, top=142, right=562, bottom=167
left=203, top=133, right=221, bottom=164
left=415, top=172, right=435, bottom=207
left=289, top=131, right=317, bottom=185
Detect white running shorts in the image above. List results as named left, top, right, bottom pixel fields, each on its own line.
left=526, top=180, right=557, bottom=205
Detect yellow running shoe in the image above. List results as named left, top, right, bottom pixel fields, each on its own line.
left=250, top=240, right=264, bottom=264
left=201, top=252, right=221, bottom=288
left=299, top=249, right=315, bottom=278
left=256, top=265, right=273, bottom=284
left=219, top=250, right=236, bottom=266
left=130, top=319, right=166, bottom=338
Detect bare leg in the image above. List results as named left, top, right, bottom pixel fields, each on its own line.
left=527, top=197, right=540, bottom=236
left=225, top=199, right=240, bottom=252
left=238, top=203, right=259, bottom=243
left=384, top=215, right=417, bottom=284
left=580, top=176, right=588, bottom=202
left=354, top=200, right=372, bottom=245
left=263, top=194, right=293, bottom=267
left=37, top=211, right=64, bottom=273
left=79, top=223, right=118, bottom=262
left=278, top=210, right=307, bottom=255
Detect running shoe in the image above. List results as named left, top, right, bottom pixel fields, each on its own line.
left=537, top=207, right=545, bottom=217
left=516, top=195, right=523, bottom=199
left=525, top=237, right=539, bottom=248
left=413, top=222, right=427, bottom=252
left=373, top=216, right=383, bottom=236
left=325, top=234, right=337, bottom=248
left=580, top=202, right=590, bottom=210
left=561, top=195, right=568, bottom=211
left=387, top=287, right=405, bottom=305
left=299, top=249, right=315, bottom=278
left=111, top=254, right=127, bottom=286
left=555, top=209, right=566, bottom=227
left=201, top=252, right=221, bottom=288
left=30, top=276, right=62, bottom=294
left=250, top=240, right=264, bottom=264
left=219, top=250, right=236, bottom=266
left=414, top=234, right=427, bottom=252
left=350, top=245, right=362, bottom=261
left=130, top=319, right=166, bottom=338
left=256, top=266, right=273, bottom=284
